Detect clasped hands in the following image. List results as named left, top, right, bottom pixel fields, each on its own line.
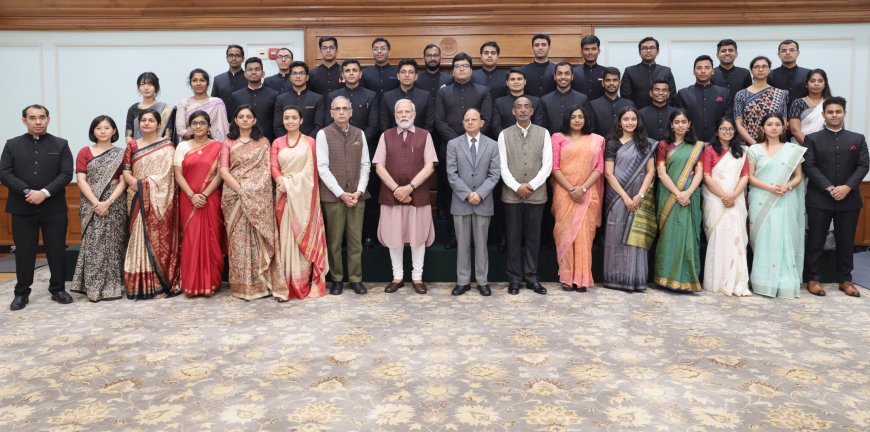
left=828, top=185, right=851, bottom=201
left=339, top=191, right=363, bottom=207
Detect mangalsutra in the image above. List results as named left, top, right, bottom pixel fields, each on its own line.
left=238, top=138, right=253, bottom=144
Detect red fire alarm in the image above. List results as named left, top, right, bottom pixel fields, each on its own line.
left=268, top=48, right=280, bottom=60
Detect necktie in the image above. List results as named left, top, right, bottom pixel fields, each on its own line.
left=470, top=137, right=478, bottom=167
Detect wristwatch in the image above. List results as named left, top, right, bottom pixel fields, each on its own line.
left=22, top=188, right=31, bottom=195
left=638, top=192, right=645, bottom=199
left=581, top=186, right=587, bottom=193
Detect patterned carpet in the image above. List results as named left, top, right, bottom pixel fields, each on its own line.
left=0, top=268, right=868, bottom=431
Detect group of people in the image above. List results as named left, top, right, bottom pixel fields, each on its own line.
left=1, top=33, right=868, bottom=310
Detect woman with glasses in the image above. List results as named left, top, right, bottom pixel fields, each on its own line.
left=125, top=72, right=177, bottom=144
left=174, top=110, right=226, bottom=297
left=700, top=117, right=751, bottom=296
left=734, top=56, right=788, bottom=145
left=175, top=68, right=229, bottom=143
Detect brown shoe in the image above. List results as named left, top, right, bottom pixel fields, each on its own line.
left=807, top=281, right=826, bottom=296
left=384, top=281, right=404, bottom=293
left=412, top=281, right=427, bottom=294
left=839, top=282, right=861, bottom=297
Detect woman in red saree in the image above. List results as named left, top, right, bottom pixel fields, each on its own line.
left=122, top=108, right=180, bottom=299
left=174, top=110, right=226, bottom=296
left=271, top=106, right=328, bottom=299
left=220, top=105, right=285, bottom=301
left=550, top=105, right=605, bottom=292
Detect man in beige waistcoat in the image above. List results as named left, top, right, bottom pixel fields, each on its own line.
left=315, top=96, right=371, bottom=295
left=497, top=97, right=552, bottom=295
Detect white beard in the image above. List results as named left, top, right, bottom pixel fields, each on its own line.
left=397, top=119, right=414, bottom=129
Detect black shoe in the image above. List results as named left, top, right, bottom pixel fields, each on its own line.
left=9, top=295, right=28, bottom=311
left=452, top=284, right=471, bottom=296
left=497, top=237, right=507, bottom=251
left=576, top=286, right=588, bottom=293
left=363, top=237, right=376, bottom=250
left=526, top=282, right=547, bottom=295
left=328, top=282, right=343, bottom=295
left=51, top=291, right=74, bottom=304
left=561, top=283, right=575, bottom=292
left=444, top=237, right=457, bottom=249
left=508, top=283, right=521, bottom=295
left=350, top=282, right=367, bottom=295
left=477, top=284, right=492, bottom=296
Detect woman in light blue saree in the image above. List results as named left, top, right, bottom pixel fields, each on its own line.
left=747, top=113, right=806, bottom=298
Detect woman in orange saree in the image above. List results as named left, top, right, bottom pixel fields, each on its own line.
left=550, top=105, right=605, bottom=292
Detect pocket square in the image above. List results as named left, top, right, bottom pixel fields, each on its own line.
left=850, top=145, right=857, bottom=151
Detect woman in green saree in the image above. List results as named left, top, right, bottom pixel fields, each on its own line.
left=747, top=113, right=805, bottom=298
left=654, top=109, right=705, bottom=292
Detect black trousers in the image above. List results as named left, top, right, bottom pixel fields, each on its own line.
left=805, top=207, right=859, bottom=283
left=504, top=202, right=544, bottom=284
left=363, top=172, right=380, bottom=241
left=12, top=212, right=67, bottom=296
left=436, top=141, right=455, bottom=240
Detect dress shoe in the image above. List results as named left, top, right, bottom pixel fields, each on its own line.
left=576, top=286, right=588, bottom=293
left=452, top=284, right=471, bottom=296
left=526, top=282, right=547, bottom=295
left=839, top=281, right=861, bottom=297
left=477, top=284, right=492, bottom=296
left=412, top=282, right=427, bottom=294
left=350, top=282, right=367, bottom=295
left=9, top=295, right=28, bottom=311
left=807, top=280, right=826, bottom=296
left=363, top=237, right=376, bottom=250
left=384, top=281, right=404, bottom=293
left=51, top=291, right=74, bottom=304
left=444, top=237, right=457, bottom=249
left=328, top=282, right=343, bottom=295
left=508, top=283, right=521, bottom=295
left=561, top=283, right=575, bottom=292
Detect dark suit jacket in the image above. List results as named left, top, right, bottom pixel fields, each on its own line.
left=0, top=133, right=73, bottom=215
left=675, top=83, right=731, bottom=142
left=231, top=86, right=280, bottom=142
left=326, top=85, right=381, bottom=149
left=491, top=94, right=545, bottom=139
left=380, top=87, right=435, bottom=132
left=803, top=128, right=869, bottom=211
left=273, top=89, right=325, bottom=138
left=435, top=81, right=493, bottom=142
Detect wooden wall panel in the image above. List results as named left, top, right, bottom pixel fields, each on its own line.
left=0, top=184, right=82, bottom=246
left=304, top=26, right=593, bottom=68
left=2, top=1, right=869, bottom=30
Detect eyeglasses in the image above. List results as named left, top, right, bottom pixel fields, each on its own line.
left=718, top=127, right=735, bottom=132
left=190, top=121, right=209, bottom=127
left=320, top=45, right=336, bottom=51
left=454, top=64, right=471, bottom=70
left=276, top=55, right=292, bottom=61
left=373, top=47, right=388, bottom=52
left=331, top=106, right=351, bottom=112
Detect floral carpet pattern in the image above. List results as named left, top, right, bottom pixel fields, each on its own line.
left=0, top=268, right=868, bottom=431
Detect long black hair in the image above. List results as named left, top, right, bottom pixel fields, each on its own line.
left=709, top=117, right=744, bottom=159
left=759, top=112, right=787, bottom=143
left=226, top=104, right=264, bottom=140
left=805, top=68, right=832, bottom=99
left=608, top=106, right=649, bottom=151
left=665, top=108, right=697, bottom=145
left=559, top=104, right=593, bottom=135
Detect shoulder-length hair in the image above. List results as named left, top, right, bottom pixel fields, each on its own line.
left=709, top=117, right=744, bottom=159
left=88, top=115, right=119, bottom=143
left=608, top=106, right=650, bottom=152
left=559, top=104, right=593, bottom=135
left=665, top=108, right=697, bottom=145
left=226, top=104, right=264, bottom=140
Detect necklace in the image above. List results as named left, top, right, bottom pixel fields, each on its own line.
left=238, top=138, right=252, bottom=144
left=190, top=138, right=210, bottom=154
left=806, top=95, right=823, bottom=106
left=286, top=133, right=302, bottom=148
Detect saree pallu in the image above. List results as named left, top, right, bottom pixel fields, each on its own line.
left=552, top=133, right=604, bottom=288
left=179, top=141, right=226, bottom=297
left=275, top=135, right=328, bottom=299
left=176, top=97, right=229, bottom=143
left=748, top=143, right=806, bottom=298
left=654, top=141, right=704, bottom=292
left=799, top=103, right=825, bottom=138
left=70, top=147, right=127, bottom=302
left=603, top=139, right=656, bottom=291
left=222, top=139, right=285, bottom=300
left=124, top=138, right=181, bottom=299
left=701, top=151, right=751, bottom=296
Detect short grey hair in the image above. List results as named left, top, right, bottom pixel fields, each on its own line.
left=394, top=98, right=416, bottom=113
left=331, top=95, right=351, bottom=109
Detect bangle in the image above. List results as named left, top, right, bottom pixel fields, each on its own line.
left=392, top=185, right=399, bottom=193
